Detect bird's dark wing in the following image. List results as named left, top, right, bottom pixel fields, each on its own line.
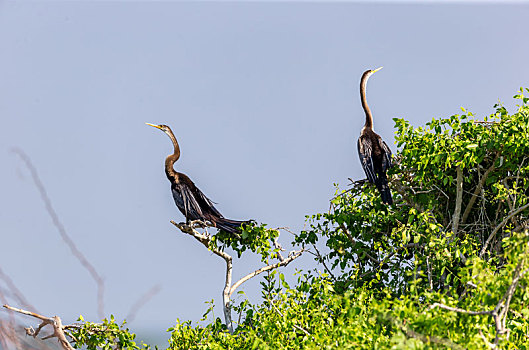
left=190, top=184, right=223, bottom=218
left=379, top=139, right=393, bottom=171
left=172, top=182, right=205, bottom=221
left=171, top=173, right=223, bottom=221
left=358, top=136, right=376, bottom=183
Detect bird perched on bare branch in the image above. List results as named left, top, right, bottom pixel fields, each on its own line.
left=147, top=123, right=250, bottom=235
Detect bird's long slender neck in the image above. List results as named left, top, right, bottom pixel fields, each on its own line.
left=164, top=131, right=181, bottom=179
left=360, top=74, right=374, bottom=129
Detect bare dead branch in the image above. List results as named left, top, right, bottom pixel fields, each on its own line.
left=461, top=154, right=498, bottom=225
left=478, top=329, right=496, bottom=349
left=356, top=243, right=423, bottom=280
left=171, top=220, right=234, bottom=333
left=271, top=229, right=286, bottom=262
left=480, top=202, right=529, bottom=258
left=432, top=184, right=449, bottom=200
left=427, top=260, right=528, bottom=348
left=170, top=220, right=231, bottom=261
left=12, top=148, right=105, bottom=319
left=126, top=284, right=162, bottom=323
left=473, top=120, right=498, bottom=124
left=399, top=322, right=464, bottom=350
left=392, top=180, right=439, bottom=225
left=338, top=222, right=355, bottom=245
left=0, top=266, right=36, bottom=314
left=171, top=220, right=303, bottom=335
left=309, top=244, right=337, bottom=281
left=426, top=255, right=433, bottom=291
left=427, top=303, right=491, bottom=316
left=3, top=304, right=74, bottom=350
left=270, top=302, right=311, bottom=337
left=229, top=250, right=303, bottom=298
left=0, top=285, right=22, bottom=350
left=493, top=264, right=528, bottom=345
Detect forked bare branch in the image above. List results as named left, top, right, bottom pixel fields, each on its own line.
left=3, top=304, right=74, bottom=350
left=427, top=258, right=528, bottom=348
left=480, top=203, right=529, bottom=258
left=229, top=250, right=303, bottom=298
left=170, top=220, right=303, bottom=334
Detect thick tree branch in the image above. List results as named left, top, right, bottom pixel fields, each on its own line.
left=171, top=221, right=302, bottom=334
left=171, top=220, right=234, bottom=332
left=451, top=165, right=463, bottom=236
left=461, top=154, right=498, bottom=225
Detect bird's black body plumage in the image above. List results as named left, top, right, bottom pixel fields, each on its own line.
left=148, top=123, right=249, bottom=235
left=357, top=68, right=394, bottom=205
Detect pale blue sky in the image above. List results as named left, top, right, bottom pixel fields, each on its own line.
left=1, top=0, right=528, bottom=345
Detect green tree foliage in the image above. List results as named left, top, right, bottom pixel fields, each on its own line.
left=39, top=91, right=529, bottom=349
left=67, top=315, right=152, bottom=350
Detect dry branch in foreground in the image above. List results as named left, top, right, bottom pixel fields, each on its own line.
left=12, top=148, right=105, bottom=319
left=3, top=304, right=74, bottom=350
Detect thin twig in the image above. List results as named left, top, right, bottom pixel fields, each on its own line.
left=480, top=203, right=529, bottom=257
left=0, top=266, right=36, bottom=313
left=271, top=302, right=311, bottom=337
left=125, top=284, right=162, bottom=323
left=357, top=243, right=423, bottom=279
left=12, top=148, right=105, bottom=319
left=461, top=153, right=498, bottom=225
left=229, top=250, right=303, bottom=298
left=310, top=244, right=337, bottom=281
left=427, top=260, right=528, bottom=348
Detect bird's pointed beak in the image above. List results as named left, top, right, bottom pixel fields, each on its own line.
left=146, top=123, right=162, bottom=129
left=372, top=66, right=383, bottom=73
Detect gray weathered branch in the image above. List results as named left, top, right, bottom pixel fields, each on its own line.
left=171, top=220, right=302, bottom=334
left=427, top=258, right=528, bottom=348
left=3, top=304, right=74, bottom=350
left=229, top=250, right=303, bottom=298
left=479, top=203, right=529, bottom=258
left=451, top=165, right=463, bottom=236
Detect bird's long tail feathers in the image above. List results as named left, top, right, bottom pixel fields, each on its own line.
left=215, top=218, right=251, bottom=235
left=375, top=175, right=393, bottom=205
